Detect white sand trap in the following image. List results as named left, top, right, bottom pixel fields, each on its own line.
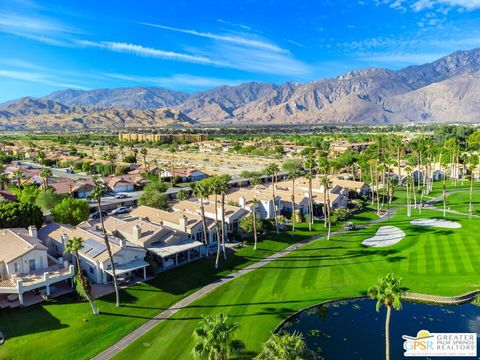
left=362, top=226, right=406, bottom=247
left=410, top=218, right=462, bottom=229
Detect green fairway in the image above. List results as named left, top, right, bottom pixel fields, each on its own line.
left=441, top=190, right=480, bottom=215
left=112, top=208, right=480, bottom=360
left=0, top=207, right=379, bottom=360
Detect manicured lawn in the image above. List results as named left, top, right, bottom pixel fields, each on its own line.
left=438, top=190, right=480, bottom=215
left=112, top=208, right=480, bottom=360
left=0, top=207, right=378, bottom=360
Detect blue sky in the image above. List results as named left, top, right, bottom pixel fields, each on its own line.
left=1, top=0, right=480, bottom=102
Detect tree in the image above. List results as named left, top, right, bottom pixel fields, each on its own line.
left=320, top=175, right=332, bottom=239
left=210, top=177, right=224, bottom=269
left=282, top=159, right=303, bottom=235
left=240, top=214, right=264, bottom=245
left=17, top=184, right=40, bottom=204
left=13, top=170, right=24, bottom=189
left=0, top=202, right=44, bottom=229
left=140, top=147, right=148, bottom=171
left=64, top=237, right=99, bottom=315
left=51, top=198, right=90, bottom=225
left=218, top=175, right=232, bottom=260
left=368, top=273, right=404, bottom=360
left=192, top=313, right=240, bottom=360
left=250, top=176, right=261, bottom=249
left=0, top=173, right=8, bottom=191
left=265, top=163, right=280, bottom=234
left=88, top=180, right=121, bottom=307
left=193, top=180, right=212, bottom=252
left=176, top=188, right=188, bottom=201
left=40, top=167, right=52, bottom=189
left=138, top=180, right=169, bottom=210
left=305, top=155, right=316, bottom=231
left=36, top=189, right=63, bottom=210
left=256, top=332, right=315, bottom=360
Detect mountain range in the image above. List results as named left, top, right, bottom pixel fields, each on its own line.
left=2, top=48, right=480, bottom=129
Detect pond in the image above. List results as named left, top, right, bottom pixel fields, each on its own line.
left=278, top=298, right=480, bottom=360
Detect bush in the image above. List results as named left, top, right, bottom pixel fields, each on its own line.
left=335, top=207, right=350, bottom=221
left=36, top=189, right=63, bottom=210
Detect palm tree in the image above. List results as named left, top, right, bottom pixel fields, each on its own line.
left=64, top=236, right=99, bottom=315
left=282, top=159, right=303, bottom=235
left=40, top=167, right=52, bottom=189
left=368, top=273, right=404, bottom=360
left=218, top=175, right=232, bottom=260
left=255, top=332, right=315, bottom=360
left=405, top=166, right=412, bottom=217
left=13, top=170, right=24, bottom=190
left=192, top=313, right=240, bottom=360
left=140, top=148, right=148, bottom=172
left=468, top=162, right=475, bottom=219
left=250, top=176, right=261, bottom=250
left=119, top=144, right=125, bottom=162
left=210, top=177, right=223, bottom=269
left=305, top=155, right=316, bottom=231
left=193, top=180, right=212, bottom=253
left=265, top=163, right=280, bottom=234
left=88, top=180, right=120, bottom=307
left=320, top=175, right=332, bottom=239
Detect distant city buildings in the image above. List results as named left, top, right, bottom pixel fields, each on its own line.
left=118, top=133, right=208, bottom=143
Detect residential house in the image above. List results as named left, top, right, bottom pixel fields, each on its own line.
left=160, top=167, right=209, bottom=183
left=0, top=227, right=74, bottom=306
left=40, top=222, right=148, bottom=285
left=102, top=216, right=204, bottom=271
left=103, top=174, right=150, bottom=192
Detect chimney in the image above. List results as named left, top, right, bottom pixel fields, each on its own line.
left=132, top=224, right=142, bottom=242
left=119, top=239, right=126, bottom=249
left=28, top=225, right=37, bottom=238
left=217, top=206, right=223, bottom=220
left=179, top=214, right=188, bottom=232
left=239, top=196, right=246, bottom=209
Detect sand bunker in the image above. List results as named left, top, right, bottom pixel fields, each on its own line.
left=410, top=218, right=462, bottom=229
left=362, top=226, right=406, bottom=247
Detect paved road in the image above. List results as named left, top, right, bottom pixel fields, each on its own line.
left=15, top=161, right=90, bottom=180
left=92, top=207, right=399, bottom=360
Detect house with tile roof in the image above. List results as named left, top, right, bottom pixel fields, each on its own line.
left=0, top=227, right=74, bottom=306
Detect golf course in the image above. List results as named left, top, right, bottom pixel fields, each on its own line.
left=1, top=183, right=480, bottom=360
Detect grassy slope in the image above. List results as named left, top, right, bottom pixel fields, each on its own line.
left=112, top=207, right=480, bottom=360
left=0, top=208, right=378, bottom=360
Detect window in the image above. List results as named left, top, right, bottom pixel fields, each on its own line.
left=89, top=266, right=94, bottom=275
left=29, top=259, right=36, bottom=272
left=14, top=262, right=19, bottom=273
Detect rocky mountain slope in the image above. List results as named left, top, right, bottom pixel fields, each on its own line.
left=0, top=97, right=196, bottom=130
left=2, top=47, right=480, bottom=128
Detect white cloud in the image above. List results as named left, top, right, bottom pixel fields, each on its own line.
left=76, top=40, right=226, bottom=66
left=0, top=69, right=88, bottom=89
left=379, top=0, right=480, bottom=11
left=140, top=22, right=286, bottom=53
left=104, top=73, right=244, bottom=90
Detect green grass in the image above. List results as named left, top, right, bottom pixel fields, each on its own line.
left=0, top=207, right=378, bottom=360
left=435, top=189, right=480, bottom=216
left=111, top=208, right=480, bottom=360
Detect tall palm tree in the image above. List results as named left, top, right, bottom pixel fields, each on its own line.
left=468, top=162, right=475, bottom=219
left=250, top=176, right=261, bottom=250
left=255, top=332, right=315, bottom=360
left=218, top=175, right=232, bottom=260
left=282, top=159, right=303, bottom=235
left=40, top=167, right=52, bottom=189
left=64, top=236, right=99, bottom=315
left=193, top=180, right=212, bottom=253
left=13, top=170, right=24, bottom=190
left=210, top=177, right=223, bottom=269
left=320, top=175, right=332, bottom=239
left=88, top=180, right=120, bottom=307
left=368, top=273, right=404, bottom=360
left=192, top=313, right=239, bottom=360
left=140, top=147, right=148, bottom=172
left=405, top=166, right=412, bottom=217
left=305, top=155, right=317, bottom=231
left=265, top=163, right=280, bottom=234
